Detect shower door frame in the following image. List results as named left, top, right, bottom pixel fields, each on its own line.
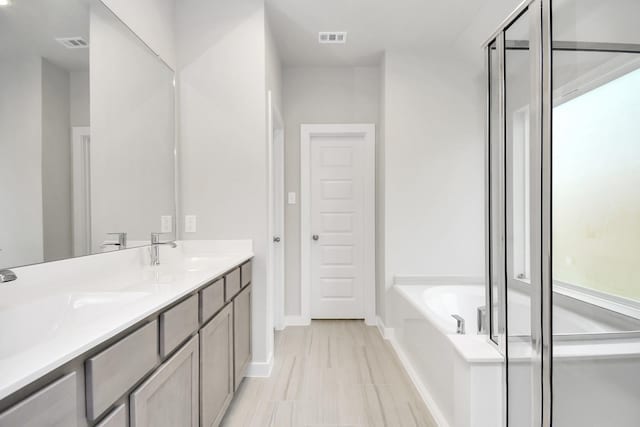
left=483, top=0, right=552, bottom=425
left=487, top=1, right=640, bottom=425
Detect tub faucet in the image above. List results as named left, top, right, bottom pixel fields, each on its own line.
left=477, top=306, right=488, bottom=334
left=451, top=314, right=465, bottom=334
left=149, top=232, right=177, bottom=266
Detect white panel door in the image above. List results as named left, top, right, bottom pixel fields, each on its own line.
left=310, top=135, right=366, bottom=318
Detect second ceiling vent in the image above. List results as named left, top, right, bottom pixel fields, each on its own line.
left=56, top=37, right=89, bottom=49
left=318, top=32, right=347, bottom=44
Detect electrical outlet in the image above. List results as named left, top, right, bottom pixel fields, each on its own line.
left=288, top=192, right=297, bottom=205
left=185, top=215, right=197, bottom=233
left=161, top=215, right=172, bottom=233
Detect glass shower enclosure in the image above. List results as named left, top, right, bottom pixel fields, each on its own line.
left=484, top=0, right=640, bottom=425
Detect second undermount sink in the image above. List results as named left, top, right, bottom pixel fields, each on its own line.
left=0, top=291, right=150, bottom=359
left=181, top=256, right=235, bottom=272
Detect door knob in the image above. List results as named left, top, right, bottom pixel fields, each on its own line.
left=312, top=235, right=319, bottom=241
left=273, top=236, right=281, bottom=243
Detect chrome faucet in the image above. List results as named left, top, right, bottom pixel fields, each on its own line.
left=451, top=314, right=466, bottom=334
left=149, top=232, right=177, bottom=266
left=0, top=269, right=17, bottom=283
left=102, top=232, right=128, bottom=250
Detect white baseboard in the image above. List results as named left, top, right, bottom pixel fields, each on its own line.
left=386, top=335, right=450, bottom=427
left=283, top=315, right=310, bottom=328
left=246, top=352, right=274, bottom=377
left=375, top=316, right=395, bottom=341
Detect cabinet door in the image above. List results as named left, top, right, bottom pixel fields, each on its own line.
left=95, top=404, right=127, bottom=427
left=0, top=373, right=77, bottom=427
left=200, top=304, right=233, bottom=427
left=233, top=285, right=251, bottom=391
left=130, top=335, right=199, bottom=427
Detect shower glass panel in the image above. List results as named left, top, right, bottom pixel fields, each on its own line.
left=504, top=9, right=535, bottom=427
left=551, top=0, right=640, bottom=425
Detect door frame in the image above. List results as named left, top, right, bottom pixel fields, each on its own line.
left=71, top=126, right=91, bottom=257
left=268, top=91, right=286, bottom=331
left=300, top=123, right=376, bottom=325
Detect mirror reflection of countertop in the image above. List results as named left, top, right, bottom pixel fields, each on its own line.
left=0, top=240, right=253, bottom=401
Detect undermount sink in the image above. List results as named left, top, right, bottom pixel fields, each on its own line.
left=0, top=291, right=150, bottom=359
left=181, top=256, right=235, bottom=272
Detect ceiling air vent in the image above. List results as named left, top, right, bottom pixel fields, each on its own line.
left=318, top=32, right=347, bottom=44
left=56, top=37, right=89, bottom=49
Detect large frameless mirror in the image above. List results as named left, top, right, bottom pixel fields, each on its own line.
left=0, top=0, right=176, bottom=270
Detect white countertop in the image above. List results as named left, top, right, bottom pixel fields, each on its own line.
left=0, top=240, right=253, bottom=401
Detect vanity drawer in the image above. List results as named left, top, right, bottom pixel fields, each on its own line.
left=160, top=294, right=199, bottom=358
left=0, top=372, right=77, bottom=427
left=86, top=320, right=159, bottom=421
left=96, top=403, right=127, bottom=427
left=225, top=268, right=241, bottom=301
left=241, top=261, right=252, bottom=288
left=200, top=278, right=225, bottom=324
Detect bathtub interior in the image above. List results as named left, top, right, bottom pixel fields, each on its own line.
left=397, top=285, right=487, bottom=335
left=398, top=282, right=640, bottom=342
left=507, top=282, right=640, bottom=337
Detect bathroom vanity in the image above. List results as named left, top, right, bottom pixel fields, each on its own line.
left=0, top=241, right=253, bottom=427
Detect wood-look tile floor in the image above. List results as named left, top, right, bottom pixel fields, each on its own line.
left=222, top=320, right=437, bottom=427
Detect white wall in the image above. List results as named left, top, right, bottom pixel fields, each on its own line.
left=90, top=3, right=176, bottom=248
left=380, top=51, right=485, bottom=323
left=176, top=0, right=272, bottom=367
left=41, top=59, right=73, bottom=262
left=282, top=66, right=380, bottom=316
left=100, top=0, right=176, bottom=70
left=0, top=57, right=44, bottom=268
left=266, top=19, right=283, bottom=114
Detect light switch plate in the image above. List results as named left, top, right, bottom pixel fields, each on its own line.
left=288, top=192, right=297, bottom=205
left=185, top=215, right=197, bottom=233
left=161, top=216, right=172, bottom=233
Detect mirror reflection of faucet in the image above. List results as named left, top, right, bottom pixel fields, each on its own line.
left=101, top=233, right=128, bottom=251
left=0, top=269, right=17, bottom=283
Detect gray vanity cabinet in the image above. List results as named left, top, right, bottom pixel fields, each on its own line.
left=240, top=261, right=252, bottom=288
left=200, top=278, right=225, bottom=324
left=159, top=294, right=199, bottom=358
left=85, top=320, right=159, bottom=421
left=0, top=258, right=254, bottom=427
left=0, top=373, right=78, bottom=427
left=200, top=304, right=234, bottom=427
left=130, top=335, right=199, bottom=427
left=233, top=284, right=252, bottom=391
left=225, top=268, right=241, bottom=301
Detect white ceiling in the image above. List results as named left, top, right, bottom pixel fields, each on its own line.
left=266, top=0, right=486, bottom=67
left=0, top=0, right=90, bottom=71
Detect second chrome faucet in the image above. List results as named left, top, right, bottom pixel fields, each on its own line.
left=149, top=232, right=177, bottom=266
